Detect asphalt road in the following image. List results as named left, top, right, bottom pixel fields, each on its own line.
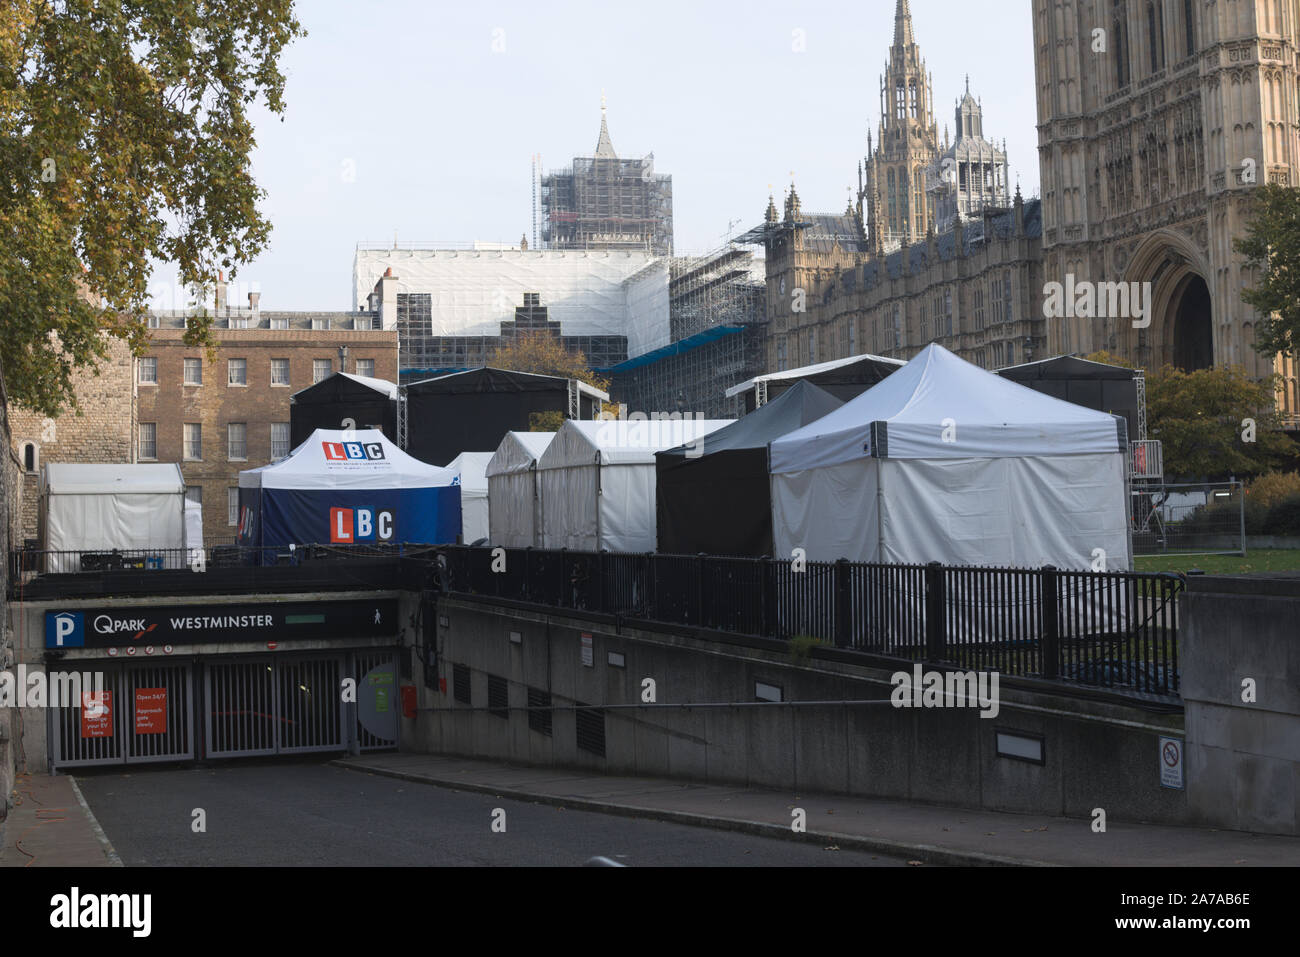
left=75, top=760, right=909, bottom=867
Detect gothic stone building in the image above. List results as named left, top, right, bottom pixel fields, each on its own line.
left=1033, top=0, right=1300, bottom=415
left=752, top=189, right=1045, bottom=374
left=752, top=0, right=1041, bottom=376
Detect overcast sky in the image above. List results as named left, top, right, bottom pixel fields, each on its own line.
left=172, top=0, right=1039, bottom=311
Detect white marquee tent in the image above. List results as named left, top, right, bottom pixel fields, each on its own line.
left=40, top=463, right=190, bottom=572
left=770, top=344, right=1131, bottom=570
left=485, top=431, right=555, bottom=548
left=538, top=418, right=732, bottom=553
left=446, top=451, right=494, bottom=545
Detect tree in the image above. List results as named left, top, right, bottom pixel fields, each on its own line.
left=1234, top=182, right=1300, bottom=359
left=1082, top=350, right=1135, bottom=369
left=0, top=0, right=305, bottom=416
left=1143, top=364, right=1294, bottom=480
left=487, top=332, right=611, bottom=430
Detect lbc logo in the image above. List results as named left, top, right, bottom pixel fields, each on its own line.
left=330, top=507, right=396, bottom=543
left=323, top=441, right=386, bottom=462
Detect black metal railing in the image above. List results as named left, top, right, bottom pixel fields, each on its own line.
left=440, top=546, right=1183, bottom=697
left=7, top=541, right=437, bottom=583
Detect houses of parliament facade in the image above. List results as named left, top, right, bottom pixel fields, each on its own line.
left=752, top=0, right=1300, bottom=419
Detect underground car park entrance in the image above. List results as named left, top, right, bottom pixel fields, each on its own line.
left=31, top=593, right=406, bottom=770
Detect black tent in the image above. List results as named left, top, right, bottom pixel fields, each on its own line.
left=996, top=355, right=1141, bottom=442
left=289, top=373, right=398, bottom=448
left=405, top=367, right=606, bottom=466
left=656, top=380, right=843, bottom=557
left=727, top=354, right=903, bottom=414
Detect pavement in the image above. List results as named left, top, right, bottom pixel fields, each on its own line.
left=0, top=771, right=120, bottom=867
left=333, top=752, right=1300, bottom=867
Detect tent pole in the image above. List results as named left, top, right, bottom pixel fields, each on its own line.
left=875, top=460, right=886, bottom=563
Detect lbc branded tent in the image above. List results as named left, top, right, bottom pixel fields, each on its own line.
left=538, top=418, right=732, bottom=553
left=769, top=344, right=1131, bottom=570
left=237, top=428, right=460, bottom=550
left=656, top=381, right=843, bottom=557
left=485, top=431, right=555, bottom=548
left=445, top=451, right=494, bottom=545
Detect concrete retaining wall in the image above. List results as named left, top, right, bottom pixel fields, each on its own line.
left=406, top=596, right=1192, bottom=826
left=1182, top=576, right=1300, bottom=835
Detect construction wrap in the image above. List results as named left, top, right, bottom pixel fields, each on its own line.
left=353, top=249, right=671, bottom=359
left=486, top=432, right=554, bottom=548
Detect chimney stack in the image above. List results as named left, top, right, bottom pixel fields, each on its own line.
left=215, top=271, right=227, bottom=315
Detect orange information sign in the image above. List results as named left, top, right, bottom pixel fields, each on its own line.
left=81, top=690, right=113, bottom=739
left=134, top=687, right=167, bottom=735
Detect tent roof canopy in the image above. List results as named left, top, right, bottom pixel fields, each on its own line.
left=445, top=451, right=494, bottom=492
left=660, top=380, right=843, bottom=459
left=996, top=355, right=1139, bottom=382
left=290, top=372, right=399, bottom=404
left=725, top=352, right=905, bottom=399
left=42, top=463, right=184, bottom=495
left=485, top=431, right=556, bottom=478
left=238, top=428, right=457, bottom=490
left=771, top=344, right=1125, bottom=472
left=540, top=418, right=733, bottom=469
left=406, top=366, right=609, bottom=403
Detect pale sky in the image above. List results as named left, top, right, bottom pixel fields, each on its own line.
left=174, top=0, right=1040, bottom=311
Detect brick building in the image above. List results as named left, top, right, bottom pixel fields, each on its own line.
left=139, top=305, right=398, bottom=544
left=8, top=336, right=137, bottom=542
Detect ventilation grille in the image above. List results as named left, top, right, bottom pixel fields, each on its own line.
left=453, top=663, right=471, bottom=705
left=487, top=673, right=508, bottom=719
left=527, top=687, right=552, bottom=736
left=575, top=701, right=605, bottom=758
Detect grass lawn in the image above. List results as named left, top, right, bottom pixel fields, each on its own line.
left=1134, top=549, right=1300, bottom=575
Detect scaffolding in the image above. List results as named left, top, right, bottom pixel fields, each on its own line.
left=607, top=243, right=768, bottom=417
left=540, top=154, right=673, bottom=256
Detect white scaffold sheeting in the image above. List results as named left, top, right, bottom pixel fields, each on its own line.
left=486, top=431, right=555, bottom=548
left=352, top=249, right=671, bottom=359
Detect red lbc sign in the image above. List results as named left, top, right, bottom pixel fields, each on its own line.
left=134, top=688, right=167, bottom=735
left=81, top=691, right=113, bottom=739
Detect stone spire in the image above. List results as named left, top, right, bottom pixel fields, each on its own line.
left=594, top=92, right=616, bottom=159
left=894, top=0, right=914, bottom=48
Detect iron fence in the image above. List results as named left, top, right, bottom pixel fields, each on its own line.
left=7, top=541, right=438, bottom=586
left=440, top=546, right=1183, bottom=697
left=1131, top=482, right=1246, bottom=557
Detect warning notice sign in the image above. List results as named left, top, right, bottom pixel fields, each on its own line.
left=1159, top=735, right=1184, bottom=790
left=81, top=690, right=112, bottom=738
left=134, top=688, right=167, bottom=735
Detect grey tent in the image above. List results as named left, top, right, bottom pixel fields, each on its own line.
left=655, top=381, right=843, bottom=556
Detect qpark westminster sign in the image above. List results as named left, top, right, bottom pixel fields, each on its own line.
left=45, top=599, right=398, bottom=652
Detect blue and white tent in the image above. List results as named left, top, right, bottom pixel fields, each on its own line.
left=237, top=428, right=460, bottom=549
